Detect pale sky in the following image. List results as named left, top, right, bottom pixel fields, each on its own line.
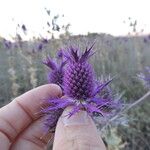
left=0, top=0, right=150, bottom=40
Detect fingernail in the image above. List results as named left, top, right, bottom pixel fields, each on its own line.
left=62, top=107, right=89, bottom=126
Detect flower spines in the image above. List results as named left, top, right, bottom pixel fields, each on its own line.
left=43, top=55, right=57, bottom=70
left=41, top=97, right=74, bottom=131
left=64, top=44, right=95, bottom=63
left=44, top=109, right=63, bottom=132
left=63, top=47, right=95, bottom=100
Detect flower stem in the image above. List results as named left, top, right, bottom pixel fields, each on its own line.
left=101, top=90, right=150, bottom=131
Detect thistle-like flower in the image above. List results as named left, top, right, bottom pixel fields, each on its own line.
left=43, top=50, right=66, bottom=87
left=63, top=46, right=95, bottom=100
left=42, top=45, right=120, bottom=131
left=138, top=67, right=150, bottom=89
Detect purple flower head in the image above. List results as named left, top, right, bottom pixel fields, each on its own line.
left=42, top=44, right=121, bottom=131
left=37, top=43, right=43, bottom=51
left=138, top=67, right=150, bottom=89
left=43, top=51, right=66, bottom=86
left=3, top=39, right=12, bottom=49
left=63, top=45, right=95, bottom=100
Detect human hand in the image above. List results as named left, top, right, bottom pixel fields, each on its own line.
left=0, top=84, right=106, bottom=150
left=0, top=84, right=62, bottom=150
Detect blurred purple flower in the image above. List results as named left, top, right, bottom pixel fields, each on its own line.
left=42, top=45, right=121, bottom=131
left=37, top=43, right=43, bottom=51
left=41, top=38, right=49, bottom=44
left=3, top=39, right=12, bottom=49
left=138, top=67, right=150, bottom=89
left=21, top=24, right=27, bottom=32
left=143, top=37, right=148, bottom=43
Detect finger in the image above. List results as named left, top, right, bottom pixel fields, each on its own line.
left=53, top=107, right=106, bottom=150
left=10, top=117, right=52, bottom=150
left=0, top=132, right=11, bottom=150
left=0, top=84, right=62, bottom=145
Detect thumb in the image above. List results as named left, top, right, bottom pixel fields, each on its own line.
left=53, top=107, right=106, bottom=150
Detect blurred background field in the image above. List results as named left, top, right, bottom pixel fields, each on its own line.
left=0, top=33, right=150, bottom=150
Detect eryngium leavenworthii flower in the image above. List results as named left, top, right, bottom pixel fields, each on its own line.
left=138, top=67, right=150, bottom=89
left=43, top=51, right=66, bottom=87
left=63, top=46, right=95, bottom=99
left=42, top=45, right=120, bottom=131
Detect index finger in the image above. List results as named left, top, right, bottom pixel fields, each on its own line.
left=0, top=84, right=62, bottom=143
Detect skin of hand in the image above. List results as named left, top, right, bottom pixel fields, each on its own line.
left=0, top=84, right=106, bottom=150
